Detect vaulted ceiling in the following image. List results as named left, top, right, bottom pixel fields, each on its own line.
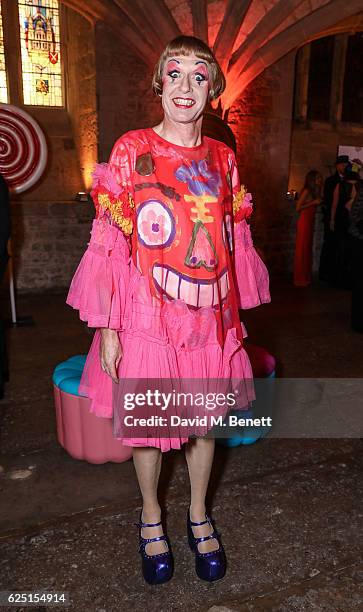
left=63, top=0, right=363, bottom=110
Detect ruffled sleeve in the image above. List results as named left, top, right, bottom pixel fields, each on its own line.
left=229, top=152, right=271, bottom=309
left=66, top=138, right=139, bottom=329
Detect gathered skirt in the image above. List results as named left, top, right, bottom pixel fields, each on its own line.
left=79, top=299, right=255, bottom=452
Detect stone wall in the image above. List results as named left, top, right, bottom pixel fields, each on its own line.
left=228, top=52, right=297, bottom=276
left=289, top=121, right=363, bottom=192
left=95, top=22, right=162, bottom=162
left=65, top=7, right=98, bottom=190
left=10, top=201, right=93, bottom=292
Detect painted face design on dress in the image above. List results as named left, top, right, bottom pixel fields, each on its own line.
left=136, top=163, right=230, bottom=309
left=161, top=55, right=210, bottom=124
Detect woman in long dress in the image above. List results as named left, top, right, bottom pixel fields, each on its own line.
left=67, top=36, right=270, bottom=584
left=294, top=170, right=323, bottom=287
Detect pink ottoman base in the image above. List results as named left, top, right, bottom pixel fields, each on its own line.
left=53, top=385, right=133, bottom=464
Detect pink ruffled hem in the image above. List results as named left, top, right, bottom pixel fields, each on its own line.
left=120, top=437, right=189, bottom=452
left=78, top=324, right=255, bottom=452
left=234, top=220, right=271, bottom=309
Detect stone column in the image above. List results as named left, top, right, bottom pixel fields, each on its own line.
left=294, top=44, right=310, bottom=123
left=2, top=0, right=23, bottom=106
left=329, top=34, right=348, bottom=125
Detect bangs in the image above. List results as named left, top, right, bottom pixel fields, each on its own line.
left=162, top=37, right=215, bottom=64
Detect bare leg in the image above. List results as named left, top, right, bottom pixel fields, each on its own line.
left=132, top=447, right=168, bottom=555
left=185, top=437, right=219, bottom=553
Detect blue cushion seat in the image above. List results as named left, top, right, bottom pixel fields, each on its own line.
left=53, top=355, right=87, bottom=395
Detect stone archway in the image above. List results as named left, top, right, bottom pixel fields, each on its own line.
left=222, top=0, right=363, bottom=110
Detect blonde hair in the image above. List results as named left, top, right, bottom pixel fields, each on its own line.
left=152, top=36, right=226, bottom=101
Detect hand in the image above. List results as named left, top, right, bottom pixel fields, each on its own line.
left=100, top=328, right=122, bottom=383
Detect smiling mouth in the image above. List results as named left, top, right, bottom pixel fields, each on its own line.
left=153, top=264, right=229, bottom=308
left=172, top=98, right=195, bottom=108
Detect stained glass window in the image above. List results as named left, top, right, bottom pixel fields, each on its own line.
left=18, top=0, right=63, bottom=106
left=0, top=3, right=8, bottom=103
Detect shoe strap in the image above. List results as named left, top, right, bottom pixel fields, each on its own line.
left=135, top=519, right=162, bottom=528
left=140, top=534, right=167, bottom=545
left=139, top=534, right=169, bottom=553
left=192, top=532, right=218, bottom=544
left=189, top=513, right=212, bottom=527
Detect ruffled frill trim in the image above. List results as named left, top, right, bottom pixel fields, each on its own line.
left=234, top=220, right=271, bottom=309
left=66, top=219, right=140, bottom=329
left=233, top=185, right=253, bottom=223
left=91, top=163, right=135, bottom=235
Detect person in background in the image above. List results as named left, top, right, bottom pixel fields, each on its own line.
left=347, top=177, right=363, bottom=332
left=0, top=173, right=10, bottom=399
left=319, top=155, right=349, bottom=283
left=330, top=170, right=360, bottom=289
left=294, top=170, right=323, bottom=287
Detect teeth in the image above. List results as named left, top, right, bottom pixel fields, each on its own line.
left=165, top=269, right=179, bottom=298
left=179, top=278, right=198, bottom=307
left=218, top=272, right=228, bottom=302
left=198, top=282, right=213, bottom=306
left=153, top=265, right=228, bottom=308
left=153, top=264, right=163, bottom=287
left=173, top=98, right=194, bottom=107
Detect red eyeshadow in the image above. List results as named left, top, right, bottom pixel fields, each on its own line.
left=165, top=60, right=180, bottom=72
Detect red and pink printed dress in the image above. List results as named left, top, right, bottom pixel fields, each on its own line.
left=67, top=128, right=270, bottom=452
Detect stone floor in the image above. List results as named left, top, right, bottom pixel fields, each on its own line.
left=0, top=278, right=362, bottom=611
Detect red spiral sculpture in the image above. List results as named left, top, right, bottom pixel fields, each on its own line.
left=0, top=103, right=47, bottom=193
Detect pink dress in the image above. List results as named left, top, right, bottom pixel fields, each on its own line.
left=67, top=128, right=270, bottom=452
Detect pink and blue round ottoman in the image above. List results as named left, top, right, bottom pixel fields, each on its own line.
left=53, top=355, right=132, bottom=464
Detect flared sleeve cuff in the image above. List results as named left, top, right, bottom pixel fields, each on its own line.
left=66, top=219, right=138, bottom=329
left=234, top=219, right=271, bottom=310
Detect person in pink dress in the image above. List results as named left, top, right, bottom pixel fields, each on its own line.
left=294, top=170, right=323, bottom=287
left=67, top=36, right=270, bottom=585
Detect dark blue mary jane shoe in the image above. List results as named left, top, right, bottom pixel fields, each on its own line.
left=136, top=515, right=173, bottom=585
left=187, top=509, right=226, bottom=581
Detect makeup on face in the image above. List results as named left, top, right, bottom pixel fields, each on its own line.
left=164, top=58, right=209, bottom=91
left=160, top=55, right=210, bottom=124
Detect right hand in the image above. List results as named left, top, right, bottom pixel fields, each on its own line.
left=100, top=329, right=122, bottom=383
